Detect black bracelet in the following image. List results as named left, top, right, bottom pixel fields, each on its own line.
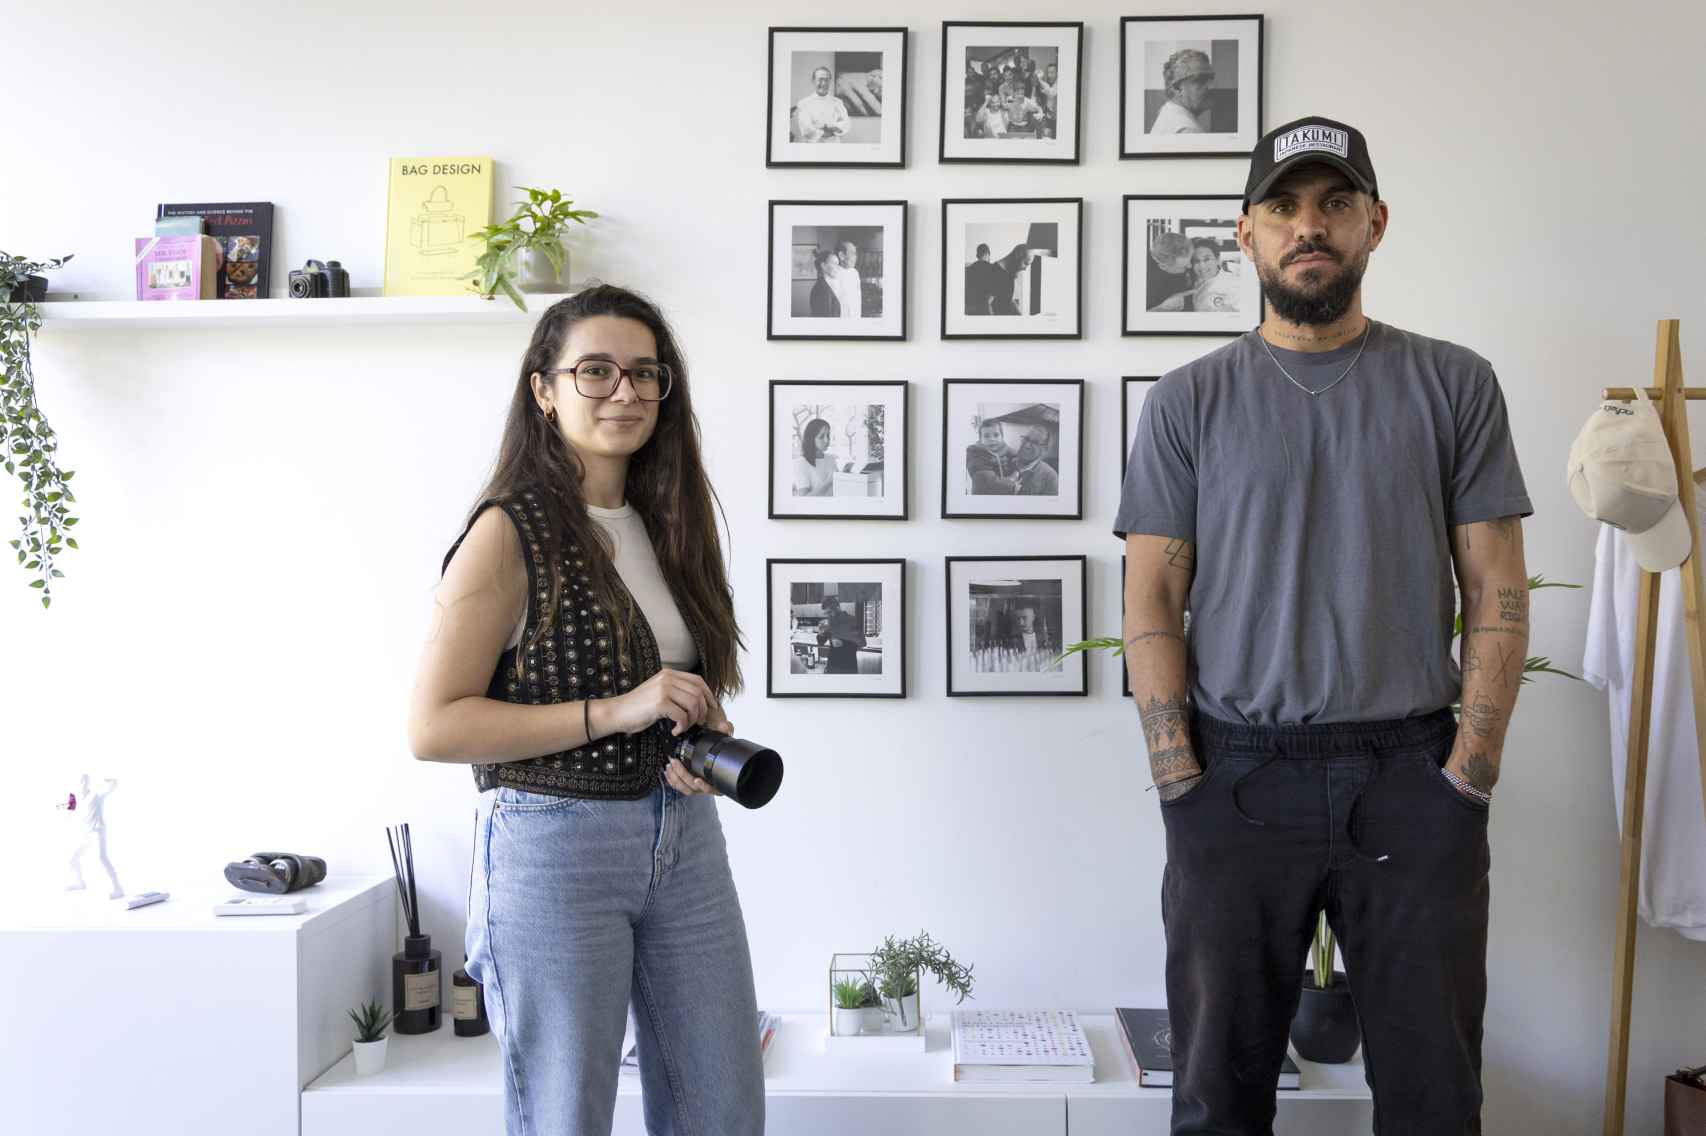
left=583, top=698, right=594, bottom=744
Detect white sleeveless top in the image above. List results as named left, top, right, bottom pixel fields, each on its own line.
left=506, top=502, right=699, bottom=671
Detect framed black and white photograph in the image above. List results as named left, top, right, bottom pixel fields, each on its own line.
left=769, top=200, right=907, bottom=340
left=945, top=555, right=1087, bottom=696
left=941, top=379, right=1084, bottom=519
left=769, top=380, right=908, bottom=519
left=767, top=27, right=908, bottom=168
left=1119, top=15, right=1262, bottom=158
left=1120, top=376, right=1159, bottom=483
left=767, top=559, right=905, bottom=698
left=942, top=197, right=1082, bottom=339
left=940, top=21, right=1082, bottom=164
left=1123, top=195, right=1256, bottom=337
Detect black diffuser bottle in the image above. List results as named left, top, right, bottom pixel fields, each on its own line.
left=452, top=954, right=489, bottom=1037
left=387, top=822, right=442, bottom=1034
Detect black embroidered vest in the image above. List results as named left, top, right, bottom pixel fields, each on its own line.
left=439, top=485, right=702, bottom=799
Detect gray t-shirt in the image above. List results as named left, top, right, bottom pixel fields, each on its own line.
left=1113, top=321, right=1533, bottom=725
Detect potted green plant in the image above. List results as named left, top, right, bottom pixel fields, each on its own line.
left=348, top=998, right=394, bottom=1075
left=466, top=186, right=597, bottom=310
left=866, top=931, right=975, bottom=1032
left=1, top=251, right=78, bottom=607
left=831, top=979, right=867, bottom=1037
left=1291, top=913, right=1360, bottom=1062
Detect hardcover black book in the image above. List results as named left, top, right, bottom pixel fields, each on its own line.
left=1115, top=1007, right=1300, bottom=1090
left=155, top=201, right=275, bottom=299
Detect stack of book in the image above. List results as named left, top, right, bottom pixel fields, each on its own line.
left=951, top=1009, right=1095, bottom=1083
left=1115, top=1007, right=1300, bottom=1089
left=620, top=1010, right=780, bottom=1074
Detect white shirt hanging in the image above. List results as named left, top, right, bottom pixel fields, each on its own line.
left=1581, top=492, right=1706, bottom=941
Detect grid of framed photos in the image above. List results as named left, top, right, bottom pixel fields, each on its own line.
left=760, top=18, right=1268, bottom=697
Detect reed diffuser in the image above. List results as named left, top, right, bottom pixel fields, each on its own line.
left=387, top=822, right=441, bottom=1034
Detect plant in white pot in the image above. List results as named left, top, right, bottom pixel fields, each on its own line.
left=348, top=999, right=394, bottom=1075
left=831, top=979, right=867, bottom=1037
left=466, top=186, right=597, bottom=310
left=867, top=931, right=974, bottom=1032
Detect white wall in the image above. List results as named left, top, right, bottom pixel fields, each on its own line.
left=6, top=1, right=1705, bottom=1131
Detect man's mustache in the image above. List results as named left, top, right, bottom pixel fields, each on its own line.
left=1282, top=242, right=1340, bottom=267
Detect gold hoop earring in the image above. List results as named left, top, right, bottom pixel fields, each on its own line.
left=545, top=407, right=557, bottom=426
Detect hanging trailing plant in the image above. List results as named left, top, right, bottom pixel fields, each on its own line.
left=0, top=252, right=78, bottom=607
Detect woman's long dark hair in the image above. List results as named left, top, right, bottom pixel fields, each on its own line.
left=800, top=417, right=831, bottom=463
left=465, top=284, right=743, bottom=698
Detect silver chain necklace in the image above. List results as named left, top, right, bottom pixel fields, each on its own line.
left=1258, top=321, right=1376, bottom=397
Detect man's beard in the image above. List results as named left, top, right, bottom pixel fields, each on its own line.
left=1255, top=238, right=1368, bottom=326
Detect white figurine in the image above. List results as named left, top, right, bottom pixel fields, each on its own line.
left=58, top=773, right=123, bottom=899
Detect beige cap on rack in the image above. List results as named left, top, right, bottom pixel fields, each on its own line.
left=1566, top=385, right=1693, bottom=571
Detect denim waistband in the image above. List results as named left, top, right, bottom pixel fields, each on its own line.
left=1190, top=705, right=1457, bottom=757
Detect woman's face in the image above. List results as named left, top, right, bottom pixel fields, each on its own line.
left=812, top=423, right=831, bottom=453
left=537, top=315, right=661, bottom=461
left=1191, top=246, right=1220, bottom=285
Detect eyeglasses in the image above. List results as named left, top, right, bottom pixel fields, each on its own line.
left=542, top=358, right=673, bottom=402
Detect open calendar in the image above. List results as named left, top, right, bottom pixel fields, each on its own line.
left=951, top=1009, right=1096, bottom=1083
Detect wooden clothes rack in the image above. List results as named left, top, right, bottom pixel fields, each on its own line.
left=1598, top=319, right=1706, bottom=1135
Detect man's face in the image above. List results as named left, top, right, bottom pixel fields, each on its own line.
left=1191, top=245, right=1220, bottom=285
left=867, top=69, right=883, bottom=96
left=813, top=68, right=832, bottom=96
left=1174, top=73, right=1213, bottom=114
left=1045, top=64, right=1057, bottom=83
left=1238, top=164, right=1387, bottom=326
left=838, top=242, right=857, bottom=269
left=821, top=597, right=840, bottom=615
left=1018, top=425, right=1048, bottom=462
left=1015, top=607, right=1036, bottom=632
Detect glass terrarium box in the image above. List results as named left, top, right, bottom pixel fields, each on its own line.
left=826, top=953, right=926, bottom=1052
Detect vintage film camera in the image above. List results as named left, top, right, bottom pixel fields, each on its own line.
left=287, top=258, right=351, bottom=298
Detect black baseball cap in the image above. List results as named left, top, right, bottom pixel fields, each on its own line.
left=1243, top=116, right=1379, bottom=211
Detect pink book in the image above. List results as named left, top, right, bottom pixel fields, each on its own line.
left=134, top=235, right=221, bottom=300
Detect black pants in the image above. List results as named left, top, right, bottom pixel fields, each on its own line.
left=1161, top=705, right=1489, bottom=1135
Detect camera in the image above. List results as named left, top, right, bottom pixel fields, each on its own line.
left=657, top=720, right=783, bottom=809
left=287, top=258, right=351, bottom=298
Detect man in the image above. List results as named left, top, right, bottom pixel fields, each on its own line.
left=1036, top=61, right=1059, bottom=138
left=1150, top=48, right=1215, bottom=134
left=974, top=88, right=1009, bottom=138
left=1002, top=82, right=1045, bottom=136
left=832, top=239, right=863, bottom=319
left=965, top=243, right=1004, bottom=315
left=1012, top=424, right=1060, bottom=496
left=816, top=594, right=865, bottom=674
left=794, top=65, right=849, bottom=142
left=59, top=772, right=124, bottom=898
left=1113, top=116, right=1531, bottom=1134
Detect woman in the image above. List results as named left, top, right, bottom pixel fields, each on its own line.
left=792, top=416, right=838, bottom=496
left=407, top=285, right=763, bottom=1135
left=808, top=249, right=841, bottom=317
left=1152, top=239, right=1240, bottom=313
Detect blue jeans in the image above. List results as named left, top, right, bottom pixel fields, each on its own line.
left=466, top=783, right=765, bottom=1136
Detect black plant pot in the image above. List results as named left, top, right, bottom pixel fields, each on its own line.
left=7, top=276, right=47, bottom=303
left=1290, top=970, right=1361, bottom=1063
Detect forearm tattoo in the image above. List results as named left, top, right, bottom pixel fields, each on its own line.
left=1140, top=694, right=1199, bottom=789
left=1140, top=693, right=1188, bottom=749
left=1125, top=629, right=1185, bottom=649
left=1462, top=691, right=1504, bottom=739
left=1459, top=745, right=1498, bottom=794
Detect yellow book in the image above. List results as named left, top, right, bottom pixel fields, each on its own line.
left=383, top=156, right=494, bottom=296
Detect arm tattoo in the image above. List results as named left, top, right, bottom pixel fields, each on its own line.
left=1163, top=539, right=1195, bottom=572
left=1488, top=517, right=1518, bottom=545
left=1460, top=746, right=1499, bottom=794
left=1139, top=693, right=1188, bottom=749
left=1497, top=585, right=1529, bottom=623
left=1157, top=770, right=1205, bottom=801
left=1149, top=742, right=1200, bottom=785
left=1490, top=641, right=1520, bottom=691
left=1462, top=691, right=1505, bottom=739
left=1125, top=629, right=1185, bottom=648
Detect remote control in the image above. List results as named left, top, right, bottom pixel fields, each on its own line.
left=122, top=891, right=169, bottom=910
left=212, top=895, right=308, bottom=916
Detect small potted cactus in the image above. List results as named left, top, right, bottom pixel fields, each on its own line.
left=348, top=999, right=394, bottom=1075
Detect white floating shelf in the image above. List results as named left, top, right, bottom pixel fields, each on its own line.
left=34, top=291, right=570, bottom=331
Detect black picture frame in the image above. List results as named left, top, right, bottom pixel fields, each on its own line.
left=939, top=20, right=1084, bottom=165
left=768, top=199, right=908, bottom=341
left=768, top=380, right=909, bottom=520
left=1119, top=375, right=1160, bottom=484
left=941, top=197, right=1084, bottom=340
left=766, top=558, right=907, bottom=698
left=940, top=378, right=1085, bottom=520
left=1118, top=14, right=1264, bottom=160
left=766, top=27, right=909, bottom=169
left=1121, top=194, right=1257, bottom=338
left=944, top=554, right=1089, bottom=697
